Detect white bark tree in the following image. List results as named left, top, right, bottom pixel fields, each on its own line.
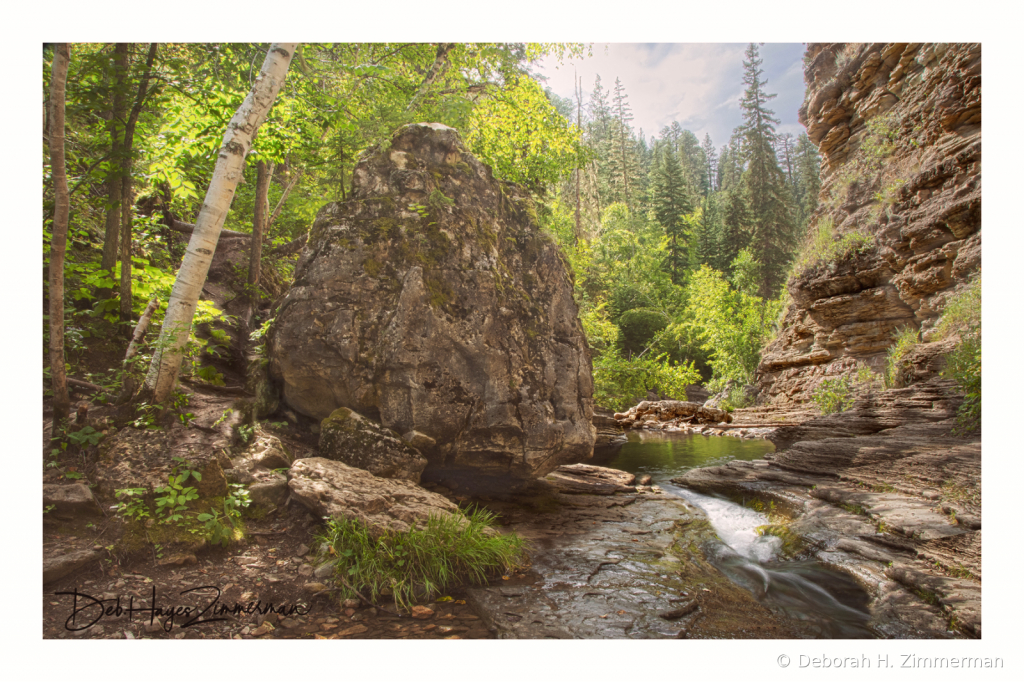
left=144, top=43, right=297, bottom=403
left=47, top=43, right=71, bottom=437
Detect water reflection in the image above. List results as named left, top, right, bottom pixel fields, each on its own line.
left=606, top=431, right=875, bottom=638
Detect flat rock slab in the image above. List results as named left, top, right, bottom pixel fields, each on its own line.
left=287, top=457, right=460, bottom=535
left=545, top=464, right=636, bottom=495
left=43, top=483, right=102, bottom=518
left=44, top=548, right=103, bottom=584
left=811, top=486, right=966, bottom=541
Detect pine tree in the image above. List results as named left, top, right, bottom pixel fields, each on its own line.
left=652, top=144, right=692, bottom=284
left=701, top=133, right=717, bottom=197
left=736, top=43, right=795, bottom=299
left=794, top=133, right=821, bottom=233
left=611, top=77, right=638, bottom=212
left=719, top=186, right=751, bottom=272
left=694, top=192, right=719, bottom=268
left=677, top=129, right=705, bottom=198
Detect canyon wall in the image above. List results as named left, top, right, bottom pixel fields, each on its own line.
left=757, top=43, right=981, bottom=405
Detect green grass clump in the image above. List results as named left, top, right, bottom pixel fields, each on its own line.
left=314, top=508, right=526, bottom=610
left=811, top=376, right=854, bottom=414
left=937, top=277, right=981, bottom=434
left=792, top=218, right=874, bottom=277
left=884, top=326, right=920, bottom=389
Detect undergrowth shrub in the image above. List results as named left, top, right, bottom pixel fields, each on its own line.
left=884, top=327, right=920, bottom=388
left=314, top=508, right=526, bottom=610
left=592, top=351, right=700, bottom=412
left=811, top=376, right=854, bottom=414
left=937, top=277, right=981, bottom=434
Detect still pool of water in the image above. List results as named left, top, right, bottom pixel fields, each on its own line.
left=603, top=431, right=875, bottom=638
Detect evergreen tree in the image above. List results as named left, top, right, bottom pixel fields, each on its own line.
left=652, top=144, right=692, bottom=284
left=736, top=43, right=795, bottom=299
left=694, top=192, right=719, bottom=268
left=701, top=133, right=717, bottom=197
left=676, top=129, right=704, bottom=197
left=719, top=186, right=751, bottom=272
left=794, top=132, right=821, bottom=233
left=611, top=77, right=638, bottom=212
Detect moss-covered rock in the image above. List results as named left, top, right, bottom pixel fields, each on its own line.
left=319, top=407, right=427, bottom=483
left=269, top=123, right=595, bottom=492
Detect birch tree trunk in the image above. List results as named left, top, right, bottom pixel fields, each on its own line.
left=47, top=43, right=71, bottom=437
left=144, top=43, right=297, bottom=404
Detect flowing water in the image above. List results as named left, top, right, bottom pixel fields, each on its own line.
left=603, top=432, right=876, bottom=638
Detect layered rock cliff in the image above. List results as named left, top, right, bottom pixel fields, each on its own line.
left=268, top=123, right=595, bottom=490
left=757, top=43, right=980, bottom=404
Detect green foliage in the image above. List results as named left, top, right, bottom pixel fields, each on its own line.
left=792, top=218, right=873, bottom=277
left=592, top=351, right=700, bottom=411
left=811, top=376, right=854, bottom=414
left=153, top=457, right=202, bottom=524
left=937, top=278, right=981, bottom=433
left=884, top=326, right=920, bottom=389
left=617, top=308, right=668, bottom=357
left=466, top=75, right=585, bottom=188
left=67, top=426, right=102, bottom=448
left=862, top=111, right=900, bottom=162
left=197, top=484, right=251, bottom=547
left=114, top=488, right=151, bottom=522
left=678, top=265, right=781, bottom=387
left=314, top=507, right=526, bottom=610
left=720, top=384, right=755, bottom=412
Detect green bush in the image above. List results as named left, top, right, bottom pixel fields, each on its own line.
left=884, top=326, right=920, bottom=388
left=314, top=508, right=526, bottom=610
left=811, top=376, right=854, bottom=414
left=720, top=385, right=755, bottom=412
left=617, top=308, right=669, bottom=357
left=937, top=278, right=981, bottom=433
left=592, top=351, right=701, bottom=412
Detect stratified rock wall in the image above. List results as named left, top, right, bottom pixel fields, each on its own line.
left=758, top=43, right=981, bottom=404
left=269, top=123, right=595, bottom=488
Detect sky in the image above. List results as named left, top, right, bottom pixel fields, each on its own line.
left=535, top=43, right=808, bottom=150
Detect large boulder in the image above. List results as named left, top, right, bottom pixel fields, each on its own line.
left=269, top=123, right=595, bottom=491
left=319, top=407, right=427, bottom=483
left=287, top=457, right=462, bottom=535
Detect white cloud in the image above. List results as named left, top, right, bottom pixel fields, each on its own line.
left=536, top=43, right=806, bottom=149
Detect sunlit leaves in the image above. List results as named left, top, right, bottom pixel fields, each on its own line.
left=465, top=76, right=584, bottom=188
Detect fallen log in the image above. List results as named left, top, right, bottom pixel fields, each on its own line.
left=66, top=377, right=106, bottom=393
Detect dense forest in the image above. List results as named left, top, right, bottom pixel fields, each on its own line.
left=43, top=41, right=819, bottom=432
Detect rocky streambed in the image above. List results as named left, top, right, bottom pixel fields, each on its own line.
left=466, top=382, right=980, bottom=639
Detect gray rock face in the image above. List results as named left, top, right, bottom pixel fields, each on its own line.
left=287, top=457, right=462, bottom=536
left=269, top=123, right=595, bottom=490
left=319, top=407, right=427, bottom=483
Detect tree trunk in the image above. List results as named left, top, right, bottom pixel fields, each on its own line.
left=406, top=43, right=455, bottom=113
left=101, top=44, right=126, bottom=274
left=118, top=43, right=158, bottom=330
left=574, top=75, right=582, bottom=244
left=47, top=44, right=71, bottom=438
left=144, top=43, right=297, bottom=404
left=267, top=169, right=300, bottom=229
left=244, top=159, right=274, bottom=330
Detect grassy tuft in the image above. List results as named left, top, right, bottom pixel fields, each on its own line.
left=791, top=218, right=874, bottom=278
left=314, top=507, right=526, bottom=610
left=884, top=326, right=920, bottom=389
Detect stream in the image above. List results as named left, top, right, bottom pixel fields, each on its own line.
left=603, top=432, right=875, bottom=638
